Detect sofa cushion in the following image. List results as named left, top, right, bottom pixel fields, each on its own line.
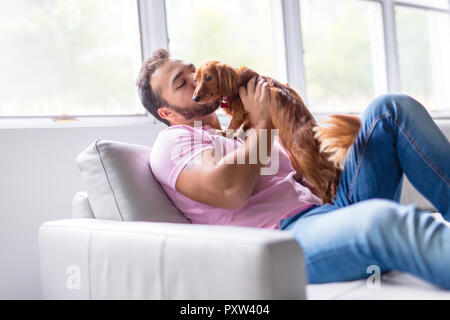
left=307, top=270, right=450, bottom=300
left=75, top=139, right=190, bottom=223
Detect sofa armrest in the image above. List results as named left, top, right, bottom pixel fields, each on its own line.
left=72, top=192, right=95, bottom=219
left=39, top=219, right=306, bottom=300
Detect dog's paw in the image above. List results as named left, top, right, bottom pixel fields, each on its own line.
left=233, top=129, right=246, bottom=141
left=211, top=128, right=228, bottom=137
left=232, top=121, right=252, bottom=141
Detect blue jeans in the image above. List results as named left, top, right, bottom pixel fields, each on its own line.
left=278, top=94, right=450, bottom=288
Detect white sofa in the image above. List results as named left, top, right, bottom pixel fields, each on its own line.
left=39, top=120, right=450, bottom=299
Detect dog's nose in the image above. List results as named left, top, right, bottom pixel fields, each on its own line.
left=193, top=95, right=201, bottom=102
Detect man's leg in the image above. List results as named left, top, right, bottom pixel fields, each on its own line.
left=287, top=198, right=450, bottom=288
left=283, top=94, right=450, bottom=286
left=333, top=94, right=450, bottom=216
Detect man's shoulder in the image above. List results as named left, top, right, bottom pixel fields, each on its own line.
left=150, top=126, right=194, bottom=186
left=150, top=124, right=216, bottom=188
left=157, top=124, right=195, bottom=138
left=151, top=125, right=190, bottom=154
left=152, top=125, right=195, bottom=148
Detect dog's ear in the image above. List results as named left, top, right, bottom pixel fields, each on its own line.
left=217, top=63, right=239, bottom=96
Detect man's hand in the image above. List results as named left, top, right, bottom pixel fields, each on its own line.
left=239, top=76, right=273, bottom=129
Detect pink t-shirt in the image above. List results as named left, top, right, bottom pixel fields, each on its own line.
left=150, top=124, right=323, bottom=230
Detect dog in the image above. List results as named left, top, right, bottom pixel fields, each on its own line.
left=193, top=60, right=361, bottom=204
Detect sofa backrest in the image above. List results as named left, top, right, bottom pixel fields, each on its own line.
left=75, top=139, right=190, bottom=223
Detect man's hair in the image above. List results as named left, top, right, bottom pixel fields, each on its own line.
left=136, top=48, right=171, bottom=126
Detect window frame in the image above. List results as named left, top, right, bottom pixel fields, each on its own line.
left=1, top=0, right=449, bottom=125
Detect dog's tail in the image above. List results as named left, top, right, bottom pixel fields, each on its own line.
left=313, top=115, right=361, bottom=170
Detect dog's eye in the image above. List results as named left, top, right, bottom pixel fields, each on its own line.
left=205, top=75, right=212, bottom=82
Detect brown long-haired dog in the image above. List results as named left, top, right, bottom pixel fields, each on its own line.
left=193, top=61, right=361, bottom=204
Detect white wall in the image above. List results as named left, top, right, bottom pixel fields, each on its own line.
left=0, top=116, right=165, bottom=299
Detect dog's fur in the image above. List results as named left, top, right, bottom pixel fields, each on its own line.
left=193, top=61, right=361, bottom=204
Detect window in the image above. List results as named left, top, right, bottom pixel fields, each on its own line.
left=293, top=0, right=450, bottom=113
left=395, top=2, right=450, bottom=111
left=165, top=0, right=287, bottom=82
left=165, top=0, right=287, bottom=125
left=299, top=0, right=386, bottom=113
left=0, top=0, right=143, bottom=116
left=2, top=0, right=449, bottom=118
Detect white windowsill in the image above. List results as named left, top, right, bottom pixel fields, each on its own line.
left=313, top=111, right=450, bottom=120
left=0, top=114, right=161, bottom=129
left=0, top=111, right=448, bottom=130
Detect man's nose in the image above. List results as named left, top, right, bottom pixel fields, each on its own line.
left=193, top=95, right=201, bottom=103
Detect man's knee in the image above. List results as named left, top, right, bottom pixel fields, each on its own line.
left=365, top=93, right=424, bottom=119
left=357, top=199, right=406, bottom=243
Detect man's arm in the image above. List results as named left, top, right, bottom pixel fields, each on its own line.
left=176, top=124, right=273, bottom=209
left=175, top=77, right=274, bottom=210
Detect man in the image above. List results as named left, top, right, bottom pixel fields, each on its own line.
left=137, top=49, right=450, bottom=288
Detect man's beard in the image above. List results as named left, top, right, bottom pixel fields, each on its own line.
left=168, top=100, right=220, bottom=121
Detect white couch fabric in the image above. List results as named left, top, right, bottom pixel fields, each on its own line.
left=39, top=219, right=306, bottom=300
left=72, top=191, right=94, bottom=219
left=307, top=271, right=450, bottom=300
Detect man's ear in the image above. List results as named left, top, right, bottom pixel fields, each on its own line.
left=158, top=106, right=172, bottom=122
left=217, top=63, right=239, bottom=96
